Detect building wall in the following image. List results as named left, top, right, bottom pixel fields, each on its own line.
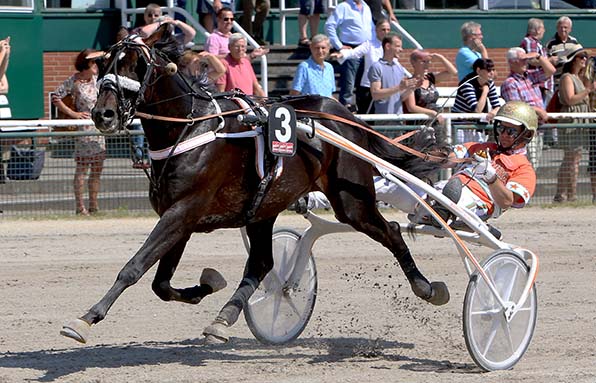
left=0, top=14, right=44, bottom=119
left=43, top=52, right=80, bottom=118
left=399, top=48, right=511, bottom=88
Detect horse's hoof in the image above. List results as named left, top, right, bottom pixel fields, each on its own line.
left=427, top=281, right=450, bottom=306
left=200, top=268, right=227, bottom=293
left=203, top=320, right=229, bottom=344
left=204, top=334, right=227, bottom=345
left=60, top=318, right=91, bottom=344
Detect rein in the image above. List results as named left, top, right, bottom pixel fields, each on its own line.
left=137, top=104, right=464, bottom=165
left=135, top=107, right=249, bottom=123
left=103, top=37, right=458, bottom=166
left=294, top=109, right=461, bottom=164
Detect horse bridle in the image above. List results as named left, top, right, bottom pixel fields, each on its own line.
left=99, top=37, right=172, bottom=128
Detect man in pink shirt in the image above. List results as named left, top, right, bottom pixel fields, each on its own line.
left=204, top=8, right=234, bottom=57
left=216, top=33, right=265, bottom=96
left=205, top=8, right=269, bottom=60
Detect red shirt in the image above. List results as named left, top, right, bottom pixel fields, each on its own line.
left=216, top=55, right=257, bottom=95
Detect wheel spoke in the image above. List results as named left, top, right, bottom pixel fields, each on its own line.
left=249, top=271, right=283, bottom=306
left=500, top=261, right=519, bottom=302
left=283, top=292, right=302, bottom=317
left=475, top=276, right=497, bottom=309
left=515, top=305, right=532, bottom=312
left=480, top=307, right=502, bottom=357
left=268, top=269, right=284, bottom=287
left=269, top=286, right=283, bottom=335
left=249, top=294, right=268, bottom=306
left=276, top=239, right=298, bottom=280
left=500, top=314, right=515, bottom=354
left=470, top=307, right=501, bottom=316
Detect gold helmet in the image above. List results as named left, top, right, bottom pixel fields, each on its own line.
left=493, top=101, right=538, bottom=148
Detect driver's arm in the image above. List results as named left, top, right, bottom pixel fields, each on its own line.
left=487, top=178, right=514, bottom=209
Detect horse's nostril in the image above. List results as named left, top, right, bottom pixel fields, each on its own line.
left=103, top=109, right=115, bottom=119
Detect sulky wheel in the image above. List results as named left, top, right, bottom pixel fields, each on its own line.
left=463, top=249, right=538, bottom=371
left=244, top=228, right=318, bottom=344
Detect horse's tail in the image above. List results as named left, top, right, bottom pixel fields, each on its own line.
left=367, top=127, right=451, bottom=179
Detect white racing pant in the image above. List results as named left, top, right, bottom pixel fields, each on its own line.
left=306, top=176, right=426, bottom=214
left=307, top=176, right=493, bottom=220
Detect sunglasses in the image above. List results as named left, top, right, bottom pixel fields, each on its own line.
left=496, top=124, right=521, bottom=139
left=221, top=17, right=234, bottom=21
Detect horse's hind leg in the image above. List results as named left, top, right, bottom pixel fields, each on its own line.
left=152, top=239, right=227, bottom=304
left=203, top=216, right=276, bottom=343
left=331, top=183, right=449, bottom=306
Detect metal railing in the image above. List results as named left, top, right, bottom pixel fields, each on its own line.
left=1, top=112, right=595, bottom=217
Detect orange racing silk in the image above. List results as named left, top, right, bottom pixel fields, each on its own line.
left=452, top=142, right=536, bottom=216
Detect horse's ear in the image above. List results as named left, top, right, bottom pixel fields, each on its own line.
left=144, top=24, right=172, bottom=48
left=115, top=26, right=129, bottom=43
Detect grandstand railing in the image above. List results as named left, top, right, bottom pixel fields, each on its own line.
left=1, top=112, right=595, bottom=217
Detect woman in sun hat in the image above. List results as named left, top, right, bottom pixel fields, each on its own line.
left=553, top=43, right=595, bottom=203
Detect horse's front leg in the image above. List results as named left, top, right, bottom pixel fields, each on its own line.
left=203, top=216, right=276, bottom=343
left=61, top=206, right=194, bottom=344
left=151, top=239, right=227, bottom=304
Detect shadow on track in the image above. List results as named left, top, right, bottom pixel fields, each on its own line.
left=0, top=337, right=479, bottom=381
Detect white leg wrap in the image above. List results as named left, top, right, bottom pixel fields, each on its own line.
left=307, top=191, right=331, bottom=210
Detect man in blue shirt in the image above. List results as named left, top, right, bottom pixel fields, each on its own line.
left=290, top=34, right=336, bottom=98
left=456, top=21, right=489, bottom=82
left=325, top=0, right=373, bottom=109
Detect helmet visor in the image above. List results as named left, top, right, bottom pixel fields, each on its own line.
left=493, top=115, right=524, bottom=128
left=495, top=121, right=522, bottom=139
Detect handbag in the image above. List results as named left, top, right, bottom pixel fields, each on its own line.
left=546, top=90, right=562, bottom=113
left=7, top=145, right=46, bottom=180
left=53, top=94, right=78, bottom=132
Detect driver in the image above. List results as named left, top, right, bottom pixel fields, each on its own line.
left=298, top=101, right=538, bottom=228
left=403, top=100, right=538, bottom=225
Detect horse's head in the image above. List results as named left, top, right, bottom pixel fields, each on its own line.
left=92, top=25, right=180, bottom=134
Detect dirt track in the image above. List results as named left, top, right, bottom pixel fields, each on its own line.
left=0, top=207, right=595, bottom=383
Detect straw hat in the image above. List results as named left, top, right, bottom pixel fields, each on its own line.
left=560, top=43, right=589, bottom=64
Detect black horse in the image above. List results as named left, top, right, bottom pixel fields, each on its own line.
left=61, top=26, right=451, bottom=344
